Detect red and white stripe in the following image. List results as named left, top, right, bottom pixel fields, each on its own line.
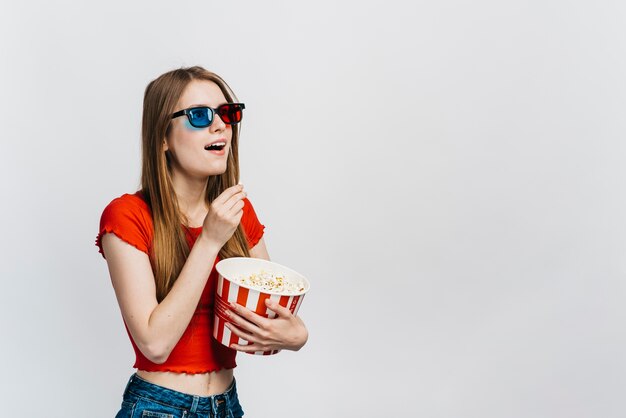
left=214, top=274, right=305, bottom=355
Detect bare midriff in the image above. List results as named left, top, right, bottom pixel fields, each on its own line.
left=136, top=368, right=234, bottom=397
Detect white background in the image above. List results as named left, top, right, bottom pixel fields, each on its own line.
left=1, top=1, right=625, bottom=417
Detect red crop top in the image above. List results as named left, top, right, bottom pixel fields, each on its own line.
left=95, top=190, right=265, bottom=373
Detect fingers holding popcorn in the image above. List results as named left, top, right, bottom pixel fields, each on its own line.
left=225, top=301, right=308, bottom=352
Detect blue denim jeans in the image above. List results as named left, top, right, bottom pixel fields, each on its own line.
left=115, top=373, right=244, bottom=418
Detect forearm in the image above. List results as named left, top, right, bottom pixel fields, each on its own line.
left=143, top=236, right=220, bottom=361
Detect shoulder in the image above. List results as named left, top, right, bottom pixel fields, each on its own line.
left=241, top=196, right=262, bottom=222
left=100, top=191, right=152, bottom=225
left=241, top=197, right=265, bottom=249
left=103, top=191, right=150, bottom=214
left=96, top=191, right=153, bottom=259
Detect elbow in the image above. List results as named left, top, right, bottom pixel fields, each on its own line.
left=291, top=324, right=308, bottom=352
left=147, top=352, right=169, bottom=365
left=297, top=329, right=309, bottom=351
left=140, top=342, right=171, bottom=365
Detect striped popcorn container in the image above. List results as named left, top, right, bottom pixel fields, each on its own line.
left=214, top=257, right=310, bottom=355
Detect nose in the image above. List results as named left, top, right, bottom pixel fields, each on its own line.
left=209, top=111, right=227, bottom=133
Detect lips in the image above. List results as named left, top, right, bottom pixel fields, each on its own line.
left=204, top=139, right=227, bottom=151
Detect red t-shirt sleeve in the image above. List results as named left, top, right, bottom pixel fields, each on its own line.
left=95, top=194, right=152, bottom=259
left=241, top=197, right=265, bottom=249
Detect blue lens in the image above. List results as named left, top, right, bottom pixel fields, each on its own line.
left=187, top=107, right=213, bottom=127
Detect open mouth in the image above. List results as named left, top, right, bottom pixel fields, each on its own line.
left=205, top=142, right=226, bottom=152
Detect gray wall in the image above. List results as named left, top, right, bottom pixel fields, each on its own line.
left=1, top=1, right=625, bottom=417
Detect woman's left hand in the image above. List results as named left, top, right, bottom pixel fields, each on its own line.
left=224, top=299, right=308, bottom=353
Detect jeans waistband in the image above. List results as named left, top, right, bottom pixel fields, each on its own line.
left=124, top=373, right=237, bottom=414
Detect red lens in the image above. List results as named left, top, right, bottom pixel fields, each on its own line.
left=218, top=104, right=243, bottom=124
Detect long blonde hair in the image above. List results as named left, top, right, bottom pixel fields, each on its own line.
left=140, top=66, right=250, bottom=302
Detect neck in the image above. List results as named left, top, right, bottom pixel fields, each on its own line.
left=170, top=171, right=209, bottom=221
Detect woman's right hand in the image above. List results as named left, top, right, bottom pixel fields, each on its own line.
left=200, top=184, right=246, bottom=248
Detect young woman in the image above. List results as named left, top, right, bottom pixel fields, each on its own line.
left=96, top=66, right=308, bottom=418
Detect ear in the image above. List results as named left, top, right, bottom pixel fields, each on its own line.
left=163, top=139, right=169, bottom=152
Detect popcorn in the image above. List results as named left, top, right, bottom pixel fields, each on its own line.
left=214, top=257, right=310, bottom=355
left=235, top=270, right=306, bottom=295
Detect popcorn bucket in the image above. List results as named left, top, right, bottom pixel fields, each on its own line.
left=213, top=257, right=310, bottom=355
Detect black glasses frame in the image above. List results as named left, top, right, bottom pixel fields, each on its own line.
left=171, top=103, right=246, bottom=128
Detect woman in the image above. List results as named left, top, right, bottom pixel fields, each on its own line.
left=96, top=66, right=308, bottom=417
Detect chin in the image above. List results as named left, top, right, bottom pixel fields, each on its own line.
left=204, top=164, right=228, bottom=177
